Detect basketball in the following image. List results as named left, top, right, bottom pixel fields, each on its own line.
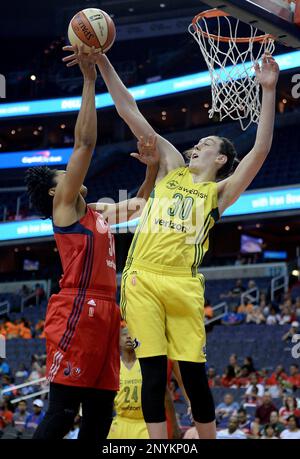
left=68, top=8, right=116, bottom=53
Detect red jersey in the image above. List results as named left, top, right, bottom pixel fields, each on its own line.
left=45, top=207, right=120, bottom=390
left=54, top=206, right=116, bottom=293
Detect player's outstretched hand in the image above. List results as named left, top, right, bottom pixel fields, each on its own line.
left=254, top=53, right=279, bottom=90
left=130, top=134, right=160, bottom=166
left=62, top=44, right=99, bottom=81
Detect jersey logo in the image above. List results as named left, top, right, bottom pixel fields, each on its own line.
left=64, top=362, right=81, bottom=378
left=87, top=299, right=96, bottom=306
left=166, top=180, right=179, bottom=190
left=132, top=338, right=141, bottom=349
left=88, top=307, right=95, bottom=318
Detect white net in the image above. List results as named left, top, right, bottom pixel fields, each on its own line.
left=189, top=11, right=275, bottom=130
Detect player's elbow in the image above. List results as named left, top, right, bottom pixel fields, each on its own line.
left=117, top=100, right=138, bottom=120
left=74, top=141, right=95, bottom=154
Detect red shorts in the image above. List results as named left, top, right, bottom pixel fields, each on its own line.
left=45, top=288, right=120, bottom=391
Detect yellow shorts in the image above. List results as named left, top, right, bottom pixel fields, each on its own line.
left=120, top=260, right=206, bottom=363
left=107, top=416, right=149, bottom=439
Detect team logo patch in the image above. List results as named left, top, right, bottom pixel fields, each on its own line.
left=132, top=338, right=141, bottom=349
left=166, top=180, right=179, bottom=190
left=64, top=362, right=82, bottom=378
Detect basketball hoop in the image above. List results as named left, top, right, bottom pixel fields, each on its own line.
left=189, top=9, right=275, bottom=130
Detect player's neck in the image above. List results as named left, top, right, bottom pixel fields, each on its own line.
left=189, top=167, right=216, bottom=183
left=121, top=351, right=136, bottom=368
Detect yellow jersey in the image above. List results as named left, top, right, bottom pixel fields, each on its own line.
left=127, top=167, right=219, bottom=275
left=113, top=358, right=143, bottom=420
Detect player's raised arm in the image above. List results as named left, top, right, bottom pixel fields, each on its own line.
left=217, top=54, right=279, bottom=216
left=54, top=46, right=97, bottom=220
left=89, top=134, right=160, bottom=224
left=63, top=48, right=185, bottom=182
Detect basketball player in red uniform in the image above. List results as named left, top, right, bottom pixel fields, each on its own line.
left=25, top=46, right=159, bottom=440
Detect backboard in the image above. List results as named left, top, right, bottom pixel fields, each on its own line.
left=200, top=0, right=300, bottom=47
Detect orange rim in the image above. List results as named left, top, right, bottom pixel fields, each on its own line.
left=192, top=9, right=274, bottom=43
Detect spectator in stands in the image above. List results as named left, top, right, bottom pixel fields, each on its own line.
left=280, top=415, right=300, bottom=439
left=169, top=379, right=180, bottom=403
left=20, top=362, right=43, bottom=396
left=236, top=367, right=251, bottom=388
left=25, top=399, right=45, bottom=431
left=261, top=424, right=278, bottom=439
left=18, top=285, right=30, bottom=298
left=266, top=365, right=288, bottom=387
left=220, top=279, right=245, bottom=303
left=15, top=363, right=29, bottom=380
left=207, top=366, right=220, bottom=388
left=269, top=411, right=285, bottom=436
left=18, top=319, right=32, bottom=339
left=1, top=317, right=18, bottom=339
left=0, top=358, right=11, bottom=377
left=231, top=280, right=246, bottom=296
left=266, top=307, right=281, bottom=325
left=237, top=408, right=252, bottom=435
left=215, top=393, right=239, bottom=426
left=229, top=354, right=241, bottom=376
left=246, top=305, right=266, bottom=324
left=35, top=320, right=45, bottom=339
left=28, top=361, right=42, bottom=381
left=259, top=292, right=270, bottom=316
left=34, top=284, right=45, bottom=306
left=235, top=254, right=245, bottom=266
left=242, top=357, right=256, bottom=374
left=255, top=393, right=277, bottom=425
left=0, top=398, right=13, bottom=430
left=221, top=306, right=245, bottom=326
left=221, top=366, right=238, bottom=388
left=13, top=400, right=31, bottom=433
left=244, top=373, right=265, bottom=405
left=279, top=306, right=292, bottom=325
left=247, top=419, right=261, bottom=439
left=279, top=396, right=300, bottom=423
left=216, top=416, right=247, bottom=439
left=64, top=414, right=81, bottom=440
left=287, top=364, right=300, bottom=390
left=247, top=280, right=257, bottom=290
left=281, top=321, right=299, bottom=342
left=1, top=375, right=17, bottom=398
left=237, top=297, right=254, bottom=315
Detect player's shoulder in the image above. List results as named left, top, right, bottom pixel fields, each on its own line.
left=162, top=166, right=188, bottom=183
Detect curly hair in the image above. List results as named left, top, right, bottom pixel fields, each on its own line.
left=216, top=137, right=239, bottom=180
left=24, top=167, right=57, bottom=219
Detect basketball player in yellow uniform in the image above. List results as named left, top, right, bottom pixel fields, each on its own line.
left=108, top=326, right=149, bottom=439
left=63, top=47, right=279, bottom=439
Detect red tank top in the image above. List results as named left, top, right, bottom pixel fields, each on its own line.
left=53, top=206, right=116, bottom=294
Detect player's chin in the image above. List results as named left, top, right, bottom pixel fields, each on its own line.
left=188, top=160, right=198, bottom=171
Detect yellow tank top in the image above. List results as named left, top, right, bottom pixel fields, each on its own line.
left=114, top=359, right=143, bottom=420
left=126, top=167, right=219, bottom=275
